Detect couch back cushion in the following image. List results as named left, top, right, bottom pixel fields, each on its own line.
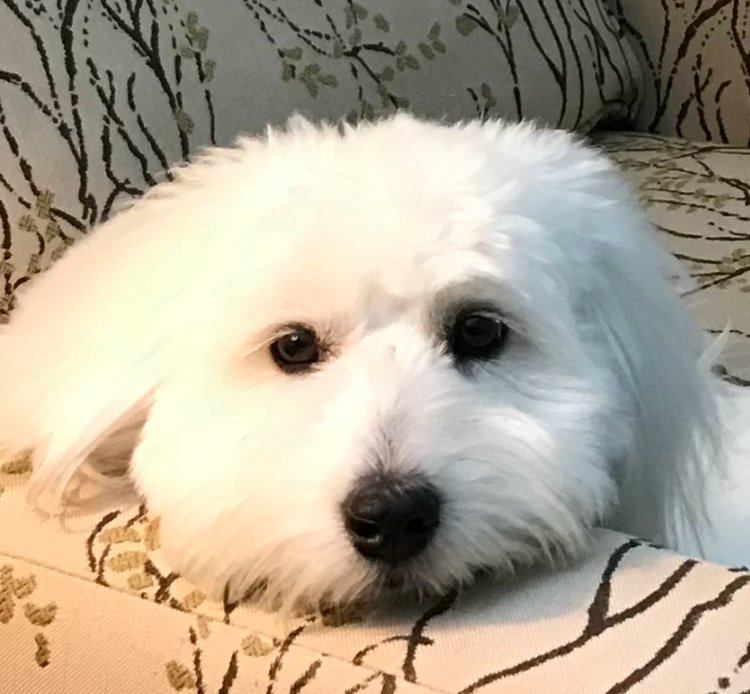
left=0, top=0, right=641, bottom=317
left=608, top=0, right=750, bottom=145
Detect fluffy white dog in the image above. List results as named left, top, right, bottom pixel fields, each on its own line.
left=1, top=115, right=748, bottom=613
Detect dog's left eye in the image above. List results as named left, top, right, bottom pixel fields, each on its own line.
left=449, top=309, right=508, bottom=362
left=270, top=325, right=321, bottom=374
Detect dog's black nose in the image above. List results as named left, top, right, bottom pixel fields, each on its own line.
left=342, top=473, right=441, bottom=564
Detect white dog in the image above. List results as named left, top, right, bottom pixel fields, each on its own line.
left=1, top=115, right=748, bottom=613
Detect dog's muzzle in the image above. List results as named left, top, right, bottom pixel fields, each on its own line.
left=342, top=471, right=441, bottom=564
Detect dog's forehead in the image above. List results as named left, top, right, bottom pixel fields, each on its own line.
left=255, top=179, right=499, bottom=319
left=251, top=135, right=502, bottom=301
left=224, top=118, right=610, bottom=325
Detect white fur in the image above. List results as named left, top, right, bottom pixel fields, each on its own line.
left=1, top=115, right=748, bottom=612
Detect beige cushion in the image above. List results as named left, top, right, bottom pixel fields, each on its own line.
left=597, top=132, right=750, bottom=383
left=2, top=457, right=750, bottom=693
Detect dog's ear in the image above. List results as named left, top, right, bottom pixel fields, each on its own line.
left=0, top=141, right=255, bottom=510
left=0, top=215, right=167, bottom=510
left=582, top=190, right=722, bottom=550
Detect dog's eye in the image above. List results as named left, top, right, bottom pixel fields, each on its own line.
left=270, top=325, right=321, bottom=374
left=450, top=309, right=508, bottom=362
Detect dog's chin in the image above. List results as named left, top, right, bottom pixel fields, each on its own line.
left=225, top=559, right=500, bottom=620
left=349, top=532, right=590, bottom=614
left=215, top=565, right=441, bottom=619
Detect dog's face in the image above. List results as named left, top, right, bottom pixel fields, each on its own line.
left=128, top=117, right=685, bottom=611
left=4, top=116, right=716, bottom=613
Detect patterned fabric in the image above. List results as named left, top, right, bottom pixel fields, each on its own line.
left=2, top=459, right=750, bottom=694
left=596, top=132, right=750, bottom=383
left=0, top=0, right=642, bottom=320
left=607, top=0, right=750, bottom=146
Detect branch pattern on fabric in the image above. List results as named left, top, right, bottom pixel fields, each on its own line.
left=78, top=496, right=750, bottom=693
left=608, top=0, right=750, bottom=145
left=0, top=0, right=640, bottom=320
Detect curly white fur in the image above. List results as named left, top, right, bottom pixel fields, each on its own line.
left=1, top=115, right=748, bottom=612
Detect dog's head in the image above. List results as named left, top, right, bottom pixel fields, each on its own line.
left=8, top=115, right=719, bottom=611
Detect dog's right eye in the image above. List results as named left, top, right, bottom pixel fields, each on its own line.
left=448, top=307, right=508, bottom=364
left=270, top=325, right=321, bottom=374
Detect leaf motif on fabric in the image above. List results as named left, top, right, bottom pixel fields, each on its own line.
left=24, top=602, right=58, bottom=626
left=166, top=660, right=196, bottom=691
left=127, top=572, right=154, bottom=590
left=35, top=633, right=51, bottom=668
left=144, top=517, right=161, bottom=551
left=455, top=14, right=477, bottom=36
left=373, top=13, right=389, bottom=32
left=108, top=551, right=149, bottom=572
left=241, top=633, right=275, bottom=657
left=11, top=574, right=37, bottom=599
left=418, top=43, right=435, bottom=60
left=182, top=590, right=206, bottom=610
left=196, top=615, right=210, bottom=640
left=99, top=526, right=141, bottom=544
left=0, top=586, right=14, bottom=624
left=1, top=454, right=32, bottom=475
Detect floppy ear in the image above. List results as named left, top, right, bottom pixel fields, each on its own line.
left=0, top=141, right=255, bottom=511
left=583, top=192, right=723, bottom=552
left=0, top=207, right=169, bottom=510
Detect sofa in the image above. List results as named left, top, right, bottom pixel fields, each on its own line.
left=1, top=1, right=749, bottom=692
